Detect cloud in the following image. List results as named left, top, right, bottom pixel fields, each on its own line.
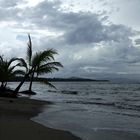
left=105, top=0, right=140, bottom=30
left=16, top=0, right=136, bottom=45
left=135, top=38, right=140, bottom=45
left=64, top=18, right=136, bottom=45
left=0, top=0, right=140, bottom=79
left=64, top=13, right=105, bottom=44
left=36, top=31, right=140, bottom=79
left=0, top=7, right=21, bottom=22
left=0, top=0, right=20, bottom=8
left=20, top=1, right=140, bottom=78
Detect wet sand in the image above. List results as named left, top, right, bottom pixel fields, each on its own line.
left=1, top=97, right=140, bottom=140
left=84, top=129, right=140, bottom=140
left=0, top=97, right=81, bottom=140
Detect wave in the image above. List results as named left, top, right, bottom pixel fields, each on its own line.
left=111, top=111, right=140, bottom=118
left=64, top=100, right=140, bottom=112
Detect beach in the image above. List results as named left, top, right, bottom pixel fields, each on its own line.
left=0, top=97, right=81, bottom=140
left=3, top=82, right=140, bottom=140
left=30, top=82, right=140, bottom=140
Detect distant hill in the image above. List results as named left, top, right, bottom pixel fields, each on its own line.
left=45, top=77, right=109, bottom=82
left=9, top=76, right=109, bottom=82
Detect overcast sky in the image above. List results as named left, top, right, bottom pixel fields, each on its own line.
left=0, top=0, right=140, bottom=80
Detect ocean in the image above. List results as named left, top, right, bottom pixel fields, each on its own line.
left=8, top=82, right=140, bottom=140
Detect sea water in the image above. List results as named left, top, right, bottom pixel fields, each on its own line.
left=8, top=82, right=140, bottom=140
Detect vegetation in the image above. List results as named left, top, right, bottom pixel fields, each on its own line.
left=0, top=34, right=63, bottom=97
left=0, top=56, right=25, bottom=97
left=14, top=34, right=63, bottom=95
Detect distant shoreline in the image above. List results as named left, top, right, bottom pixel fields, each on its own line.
left=9, top=77, right=109, bottom=82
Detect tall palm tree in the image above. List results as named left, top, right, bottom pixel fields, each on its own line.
left=14, top=34, right=63, bottom=94
left=0, top=56, right=25, bottom=91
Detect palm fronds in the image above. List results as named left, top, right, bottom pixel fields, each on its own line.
left=35, top=62, right=63, bottom=76
left=31, top=49, right=58, bottom=68
left=12, top=70, right=26, bottom=76
left=27, top=34, right=32, bottom=66
left=7, top=57, right=19, bottom=67
left=17, top=58, right=28, bottom=72
left=0, top=56, right=26, bottom=89
left=40, top=80, right=56, bottom=89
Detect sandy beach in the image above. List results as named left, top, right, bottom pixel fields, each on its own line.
left=0, top=97, right=81, bottom=140
left=1, top=96, right=140, bottom=140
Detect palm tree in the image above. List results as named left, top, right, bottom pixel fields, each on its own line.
left=14, top=34, right=63, bottom=94
left=0, top=56, right=25, bottom=92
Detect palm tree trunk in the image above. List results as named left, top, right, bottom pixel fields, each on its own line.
left=29, top=72, right=34, bottom=91
left=0, top=82, right=3, bottom=91
left=14, top=73, right=29, bottom=94
left=4, top=82, right=7, bottom=88
left=0, top=81, right=4, bottom=89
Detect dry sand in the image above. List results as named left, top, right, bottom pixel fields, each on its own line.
left=0, top=97, right=81, bottom=140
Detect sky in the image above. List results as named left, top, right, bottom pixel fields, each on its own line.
left=0, top=0, right=140, bottom=80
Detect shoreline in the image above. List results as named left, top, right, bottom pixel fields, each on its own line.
left=1, top=97, right=140, bottom=140
left=0, top=97, right=81, bottom=140
left=31, top=99, right=140, bottom=140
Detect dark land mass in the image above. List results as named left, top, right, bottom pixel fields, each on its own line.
left=9, top=76, right=109, bottom=82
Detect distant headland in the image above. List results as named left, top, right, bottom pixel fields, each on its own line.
left=10, top=76, right=109, bottom=82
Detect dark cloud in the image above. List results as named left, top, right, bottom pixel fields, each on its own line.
left=19, top=0, right=140, bottom=78
left=17, top=1, right=136, bottom=45
left=0, top=0, right=136, bottom=44
left=0, top=0, right=140, bottom=79
left=135, top=38, right=140, bottom=45
left=0, top=0, right=21, bottom=8
left=0, top=7, right=21, bottom=21
left=64, top=19, right=135, bottom=45
left=64, top=13, right=106, bottom=44
left=36, top=33, right=140, bottom=79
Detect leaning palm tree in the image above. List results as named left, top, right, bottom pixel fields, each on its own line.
left=30, top=49, right=63, bottom=91
left=14, top=34, right=63, bottom=94
left=0, top=55, right=25, bottom=93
